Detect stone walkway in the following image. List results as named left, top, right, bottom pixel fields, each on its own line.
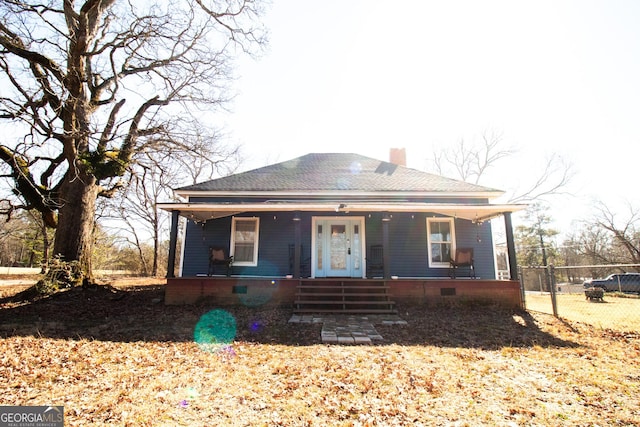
left=288, top=314, right=407, bottom=344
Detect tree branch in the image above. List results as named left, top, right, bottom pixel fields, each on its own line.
left=508, top=154, right=574, bottom=204
left=0, top=145, right=58, bottom=227
left=0, top=24, right=65, bottom=83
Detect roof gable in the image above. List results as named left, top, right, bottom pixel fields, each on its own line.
left=177, top=153, right=503, bottom=196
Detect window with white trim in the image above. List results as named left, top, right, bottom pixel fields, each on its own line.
left=427, top=218, right=455, bottom=267
left=231, top=217, right=259, bottom=266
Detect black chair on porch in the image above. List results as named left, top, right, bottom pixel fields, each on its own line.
left=449, top=247, right=475, bottom=279
left=366, top=244, right=384, bottom=278
left=208, top=246, right=233, bottom=276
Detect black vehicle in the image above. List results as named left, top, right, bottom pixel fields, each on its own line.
left=583, top=273, right=640, bottom=293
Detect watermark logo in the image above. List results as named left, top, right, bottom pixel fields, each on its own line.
left=0, top=406, right=63, bottom=427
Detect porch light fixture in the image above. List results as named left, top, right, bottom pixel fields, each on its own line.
left=382, top=213, right=392, bottom=222
left=293, top=211, right=301, bottom=221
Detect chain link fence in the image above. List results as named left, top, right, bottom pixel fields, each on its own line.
left=520, top=264, right=640, bottom=332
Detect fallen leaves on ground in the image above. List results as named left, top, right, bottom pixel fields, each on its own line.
left=0, top=282, right=639, bottom=426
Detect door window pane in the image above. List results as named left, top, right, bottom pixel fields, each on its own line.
left=352, top=224, right=360, bottom=270
left=330, top=225, right=347, bottom=270
left=316, top=224, right=323, bottom=269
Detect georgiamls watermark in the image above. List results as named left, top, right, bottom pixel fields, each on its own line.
left=0, top=406, right=63, bottom=427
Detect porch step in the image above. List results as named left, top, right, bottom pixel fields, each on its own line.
left=296, top=285, right=391, bottom=290
left=294, top=279, right=396, bottom=315
left=294, top=299, right=395, bottom=304
left=295, top=292, right=393, bottom=297
left=293, top=308, right=397, bottom=314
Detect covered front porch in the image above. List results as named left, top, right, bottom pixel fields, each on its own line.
left=160, top=197, right=525, bottom=311
left=162, top=202, right=523, bottom=281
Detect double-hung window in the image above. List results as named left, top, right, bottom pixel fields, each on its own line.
left=427, top=218, right=455, bottom=268
left=231, top=217, right=259, bottom=266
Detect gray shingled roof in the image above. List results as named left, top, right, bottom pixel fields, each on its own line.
left=177, top=153, right=502, bottom=194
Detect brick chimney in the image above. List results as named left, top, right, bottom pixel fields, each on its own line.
left=389, top=148, right=406, bottom=166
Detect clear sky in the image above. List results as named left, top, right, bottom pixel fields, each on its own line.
left=221, top=0, right=640, bottom=233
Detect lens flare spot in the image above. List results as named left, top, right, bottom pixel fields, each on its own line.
left=186, top=387, right=199, bottom=400
left=239, top=282, right=278, bottom=307
left=194, top=309, right=237, bottom=353
left=250, top=320, right=264, bottom=333
left=349, top=161, right=362, bottom=174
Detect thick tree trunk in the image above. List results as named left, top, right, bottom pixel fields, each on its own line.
left=53, top=169, right=99, bottom=282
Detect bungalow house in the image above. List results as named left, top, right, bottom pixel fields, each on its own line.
left=159, top=151, right=525, bottom=310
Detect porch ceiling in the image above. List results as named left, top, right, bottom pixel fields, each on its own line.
left=157, top=201, right=526, bottom=223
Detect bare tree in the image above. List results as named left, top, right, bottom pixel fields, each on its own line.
left=0, top=210, right=52, bottom=268
left=429, top=130, right=514, bottom=185
left=170, top=123, right=241, bottom=186
left=0, top=212, right=32, bottom=266
left=428, top=130, right=573, bottom=203
left=507, top=153, right=574, bottom=204
left=101, top=122, right=240, bottom=276
left=591, top=201, right=640, bottom=266
left=558, top=200, right=640, bottom=279
left=564, top=224, right=614, bottom=278
left=0, top=0, right=265, bottom=283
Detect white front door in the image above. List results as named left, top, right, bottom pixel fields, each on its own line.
left=313, top=217, right=364, bottom=278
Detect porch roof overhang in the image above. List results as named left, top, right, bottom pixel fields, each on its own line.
left=158, top=201, right=526, bottom=223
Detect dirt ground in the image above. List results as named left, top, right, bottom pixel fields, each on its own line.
left=0, top=280, right=639, bottom=426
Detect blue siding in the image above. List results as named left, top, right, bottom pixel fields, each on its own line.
left=386, top=213, right=429, bottom=277
left=452, top=218, right=495, bottom=279
left=181, top=211, right=496, bottom=278
left=373, top=213, right=495, bottom=278
left=181, top=216, right=232, bottom=276
left=181, top=212, right=312, bottom=277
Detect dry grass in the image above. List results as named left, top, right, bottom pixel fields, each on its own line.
left=1, top=281, right=639, bottom=426
left=526, top=292, right=640, bottom=331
